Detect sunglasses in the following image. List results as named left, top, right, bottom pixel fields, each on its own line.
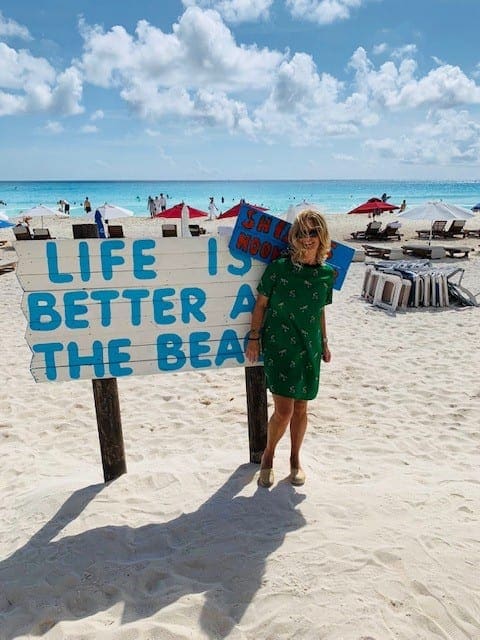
left=296, top=229, right=319, bottom=239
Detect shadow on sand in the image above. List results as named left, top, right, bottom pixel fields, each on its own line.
left=0, top=464, right=306, bottom=638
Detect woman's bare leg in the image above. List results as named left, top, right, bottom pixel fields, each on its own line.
left=289, top=400, right=308, bottom=470
left=261, top=395, right=294, bottom=469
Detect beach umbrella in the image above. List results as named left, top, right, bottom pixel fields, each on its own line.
left=0, top=212, right=14, bottom=228
left=180, top=204, right=192, bottom=237
left=282, top=201, right=323, bottom=223
left=153, top=202, right=208, bottom=219
left=20, top=204, right=68, bottom=228
left=347, top=197, right=399, bottom=217
left=96, top=203, right=134, bottom=220
left=217, top=201, right=268, bottom=220
left=397, top=201, right=474, bottom=244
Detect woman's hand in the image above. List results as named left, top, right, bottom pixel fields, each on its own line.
left=246, top=339, right=261, bottom=363
left=322, top=345, right=331, bottom=363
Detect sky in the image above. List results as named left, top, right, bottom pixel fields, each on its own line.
left=1, top=0, right=480, bottom=180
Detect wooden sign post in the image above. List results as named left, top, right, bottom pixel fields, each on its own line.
left=73, top=223, right=127, bottom=482
left=15, top=234, right=267, bottom=482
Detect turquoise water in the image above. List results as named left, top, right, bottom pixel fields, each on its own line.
left=1, top=180, right=479, bottom=218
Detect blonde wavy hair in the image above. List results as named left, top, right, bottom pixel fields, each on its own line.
left=288, top=209, right=331, bottom=266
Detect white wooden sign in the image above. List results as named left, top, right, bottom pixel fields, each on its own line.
left=15, top=237, right=264, bottom=383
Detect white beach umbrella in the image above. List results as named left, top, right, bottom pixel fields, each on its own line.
left=20, top=204, right=69, bottom=228
left=180, top=204, right=192, bottom=238
left=96, top=203, right=134, bottom=220
left=397, top=201, right=474, bottom=244
left=282, top=201, right=324, bottom=223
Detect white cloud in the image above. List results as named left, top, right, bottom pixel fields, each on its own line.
left=79, top=8, right=283, bottom=92
left=0, top=43, right=83, bottom=116
left=349, top=47, right=480, bottom=110
left=254, top=52, right=377, bottom=144
left=91, top=109, right=104, bottom=121
left=285, top=0, right=363, bottom=25
left=73, top=6, right=480, bottom=156
left=366, top=109, right=480, bottom=165
left=391, top=44, right=417, bottom=59
left=44, top=120, right=64, bottom=134
left=81, top=124, right=98, bottom=133
left=373, top=43, right=388, bottom=56
left=332, top=152, right=355, bottom=161
left=0, top=11, right=31, bottom=40
left=181, top=0, right=273, bottom=23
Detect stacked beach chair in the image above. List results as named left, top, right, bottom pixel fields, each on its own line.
left=361, top=261, right=477, bottom=312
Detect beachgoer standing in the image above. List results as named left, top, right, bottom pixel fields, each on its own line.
left=148, top=196, right=155, bottom=218
left=208, top=197, right=218, bottom=220
left=159, top=193, right=167, bottom=212
left=84, top=197, right=92, bottom=214
left=154, top=196, right=160, bottom=214
left=399, top=199, right=407, bottom=212
left=246, top=210, right=334, bottom=488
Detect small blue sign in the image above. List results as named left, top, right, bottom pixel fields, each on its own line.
left=229, top=204, right=354, bottom=290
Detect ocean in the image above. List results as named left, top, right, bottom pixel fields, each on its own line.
left=1, top=180, right=479, bottom=219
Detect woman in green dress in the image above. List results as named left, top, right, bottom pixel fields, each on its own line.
left=246, top=210, right=335, bottom=488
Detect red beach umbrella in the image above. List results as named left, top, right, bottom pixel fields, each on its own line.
left=153, top=202, right=208, bottom=219
left=217, top=201, right=268, bottom=220
left=347, top=197, right=399, bottom=216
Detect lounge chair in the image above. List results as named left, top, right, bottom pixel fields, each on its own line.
left=350, top=220, right=381, bottom=240
left=188, top=224, right=201, bottom=237
left=32, top=228, right=55, bottom=240
left=416, top=220, right=447, bottom=239
left=0, top=261, right=16, bottom=275
left=13, top=227, right=32, bottom=240
left=162, top=224, right=178, bottom=237
left=376, top=223, right=403, bottom=241
left=402, top=244, right=446, bottom=259
left=442, top=245, right=472, bottom=258
left=462, top=227, right=480, bottom=238
left=372, top=273, right=411, bottom=312
left=440, top=220, right=466, bottom=238
left=108, top=225, right=124, bottom=238
left=362, top=244, right=404, bottom=259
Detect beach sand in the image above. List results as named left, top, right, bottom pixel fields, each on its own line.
left=0, top=214, right=479, bottom=639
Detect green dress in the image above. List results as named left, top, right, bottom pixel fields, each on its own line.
left=257, top=257, right=334, bottom=400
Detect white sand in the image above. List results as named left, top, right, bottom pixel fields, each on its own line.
left=0, top=214, right=479, bottom=639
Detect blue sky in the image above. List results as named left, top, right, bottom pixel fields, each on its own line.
left=1, top=0, right=480, bottom=180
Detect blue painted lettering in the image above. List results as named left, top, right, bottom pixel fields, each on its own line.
left=157, top=334, right=186, bottom=371
left=32, top=342, right=63, bottom=381
left=79, top=242, right=91, bottom=282
left=46, top=243, right=73, bottom=284
left=208, top=237, right=217, bottom=275
left=100, top=240, right=125, bottom=280
left=64, top=291, right=89, bottom=329
left=90, top=290, right=120, bottom=327
left=153, top=288, right=176, bottom=324
left=190, top=331, right=212, bottom=368
left=133, top=239, right=156, bottom=280
left=122, top=289, right=149, bottom=326
left=180, top=287, right=206, bottom=323
left=230, top=284, right=255, bottom=319
left=28, top=292, right=61, bottom=331
left=108, top=339, right=133, bottom=376
left=67, top=340, right=105, bottom=379
left=215, top=329, right=245, bottom=366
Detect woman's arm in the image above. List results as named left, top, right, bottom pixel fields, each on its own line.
left=320, top=308, right=331, bottom=363
left=245, top=293, right=268, bottom=363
